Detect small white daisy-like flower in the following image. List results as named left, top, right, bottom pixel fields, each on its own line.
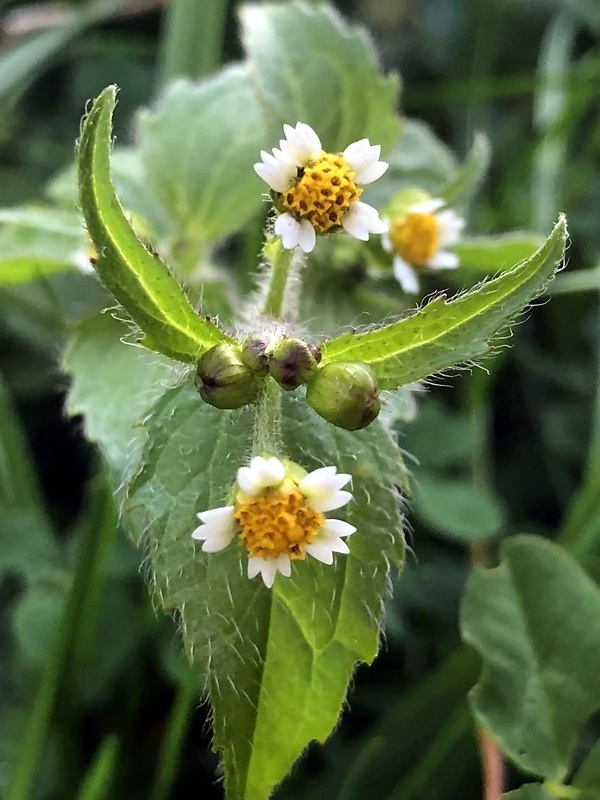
left=381, top=198, right=465, bottom=294
left=254, top=122, right=389, bottom=254
left=192, top=455, right=355, bottom=588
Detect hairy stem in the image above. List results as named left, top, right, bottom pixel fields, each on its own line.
left=253, top=377, right=283, bottom=457
left=261, top=238, right=305, bottom=320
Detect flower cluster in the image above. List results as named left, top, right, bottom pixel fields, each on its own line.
left=382, top=198, right=465, bottom=294
left=193, top=456, right=355, bottom=588
left=254, top=122, right=388, bottom=253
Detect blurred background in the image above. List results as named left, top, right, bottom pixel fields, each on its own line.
left=1, top=0, right=599, bottom=798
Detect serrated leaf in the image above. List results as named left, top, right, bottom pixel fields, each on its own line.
left=454, top=234, right=543, bottom=274
left=77, top=86, right=232, bottom=363
left=461, top=535, right=600, bottom=779
left=125, top=384, right=405, bottom=800
left=439, top=132, right=490, bottom=208
left=63, top=313, right=178, bottom=480
left=321, top=216, right=566, bottom=390
left=138, top=67, right=270, bottom=244
left=240, top=1, right=400, bottom=153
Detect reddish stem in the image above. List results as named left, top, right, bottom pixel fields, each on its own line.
left=478, top=727, right=505, bottom=800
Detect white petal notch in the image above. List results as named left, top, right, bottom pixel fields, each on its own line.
left=192, top=456, right=356, bottom=588
left=254, top=122, right=389, bottom=253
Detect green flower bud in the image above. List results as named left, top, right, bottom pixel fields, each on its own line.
left=195, top=343, right=262, bottom=410
left=306, top=362, right=381, bottom=430
left=267, top=337, right=322, bottom=391
left=241, top=337, right=269, bottom=376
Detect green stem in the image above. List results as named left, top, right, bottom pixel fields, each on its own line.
left=253, top=377, right=283, bottom=456
left=550, top=266, right=600, bottom=295
left=261, top=238, right=299, bottom=319
left=157, top=0, right=229, bottom=88
left=76, top=736, right=119, bottom=800
left=150, top=679, right=198, bottom=800
left=6, top=472, right=118, bottom=800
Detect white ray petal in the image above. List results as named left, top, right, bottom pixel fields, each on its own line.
left=411, top=198, right=445, bottom=214
left=437, top=210, right=465, bottom=247
left=304, top=541, right=335, bottom=564
left=341, top=201, right=388, bottom=241
left=274, top=212, right=302, bottom=250
left=393, top=255, right=420, bottom=294
left=237, top=456, right=285, bottom=495
left=296, top=218, right=317, bottom=253
left=322, top=518, right=356, bottom=538
left=353, top=159, right=389, bottom=185
left=192, top=505, right=236, bottom=552
left=308, top=490, right=353, bottom=513
left=299, top=466, right=352, bottom=495
left=428, top=250, right=459, bottom=269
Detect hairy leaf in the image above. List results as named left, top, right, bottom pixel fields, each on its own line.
left=321, top=216, right=566, bottom=390
left=63, top=313, right=179, bottom=481
left=77, top=86, right=232, bottom=363
left=461, top=535, right=600, bottom=779
left=240, top=1, right=400, bottom=153
left=138, top=67, right=270, bottom=245
left=125, top=385, right=405, bottom=800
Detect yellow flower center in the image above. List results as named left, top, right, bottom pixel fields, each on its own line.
left=389, top=212, right=440, bottom=266
left=235, top=487, right=324, bottom=560
left=281, top=151, right=362, bottom=233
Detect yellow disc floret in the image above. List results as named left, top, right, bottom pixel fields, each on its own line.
left=235, top=486, right=325, bottom=560
left=281, top=151, right=362, bottom=233
left=389, top=212, right=441, bottom=266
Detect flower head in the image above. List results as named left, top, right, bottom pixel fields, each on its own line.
left=382, top=198, right=465, bottom=294
left=254, top=122, right=389, bottom=253
left=192, top=455, right=355, bottom=588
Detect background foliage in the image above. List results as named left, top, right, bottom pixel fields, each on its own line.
left=0, top=0, right=599, bottom=798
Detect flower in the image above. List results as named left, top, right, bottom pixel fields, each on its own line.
left=381, top=198, right=465, bottom=294
left=254, top=122, right=389, bottom=253
left=192, top=455, right=355, bottom=588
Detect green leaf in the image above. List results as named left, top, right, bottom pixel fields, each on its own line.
left=0, top=373, right=58, bottom=582
left=502, top=787, right=552, bottom=800
left=454, top=234, right=543, bottom=274
left=0, top=258, right=75, bottom=284
left=138, top=67, right=270, bottom=245
left=439, top=133, right=490, bottom=208
left=125, top=385, right=405, bottom=800
left=63, top=313, right=178, bottom=480
left=362, top=117, right=456, bottom=210
left=573, top=738, right=600, bottom=797
left=412, top=475, right=505, bottom=543
left=461, top=535, right=600, bottom=779
left=240, top=1, right=401, bottom=153
left=321, top=216, right=566, bottom=391
left=77, top=86, right=232, bottom=363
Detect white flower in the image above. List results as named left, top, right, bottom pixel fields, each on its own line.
left=192, top=455, right=356, bottom=588
left=254, top=121, right=389, bottom=253
left=381, top=198, right=465, bottom=294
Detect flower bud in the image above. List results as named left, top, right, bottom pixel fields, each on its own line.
left=241, top=337, right=269, bottom=376
left=196, top=343, right=262, bottom=409
left=306, top=362, right=381, bottom=430
left=267, top=337, right=322, bottom=391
